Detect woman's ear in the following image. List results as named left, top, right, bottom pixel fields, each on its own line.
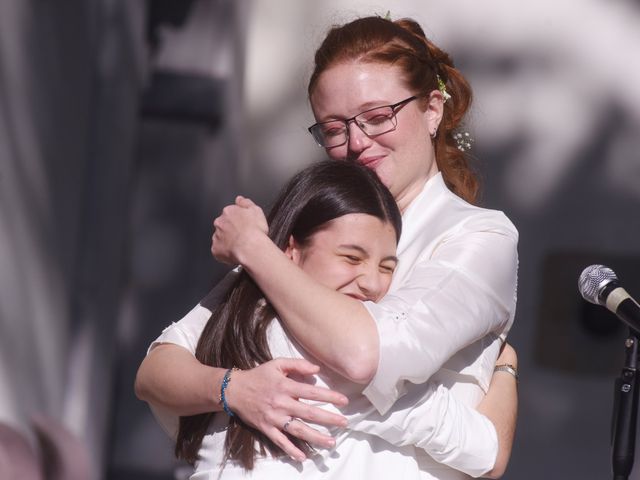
left=284, top=235, right=302, bottom=265
left=424, top=91, right=444, bottom=136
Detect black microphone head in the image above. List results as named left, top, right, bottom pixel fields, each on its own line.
left=578, top=264, right=618, bottom=305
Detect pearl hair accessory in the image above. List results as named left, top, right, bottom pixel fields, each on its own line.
left=453, top=131, right=473, bottom=152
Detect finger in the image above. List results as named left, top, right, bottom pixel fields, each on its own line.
left=284, top=418, right=336, bottom=449
left=285, top=400, right=348, bottom=428
left=235, top=195, right=256, bottom=208
left=213, top=215, right=227, bottom=230
left=266, top=427, right=307, bottom=462
left=275, top=357, right=321, bottom=376
left=287, top=380, right=349, bottom=407
left=275, top=358, right=349, bottom=407
left=222, top=204, right=238, bottom=216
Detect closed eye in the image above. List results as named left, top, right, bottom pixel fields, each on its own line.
left=344, top=255, right=362, bottom=264
left=324, top=126, right=345, bottom=137
left=379, top=264, right=396, bottom=274
left=363, top=113, right=392, bottom=126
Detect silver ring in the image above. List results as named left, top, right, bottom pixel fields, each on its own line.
left=282, top=416, right=295, bottom=432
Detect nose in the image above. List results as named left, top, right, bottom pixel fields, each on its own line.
left=346, top=120, right=372, bottom=156
left=357, top=265, right=385, bottom=302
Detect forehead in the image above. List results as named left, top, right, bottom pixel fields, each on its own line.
left=307, top=213, right=398, bottom=249
left=310, top=62, right=411, bottom=120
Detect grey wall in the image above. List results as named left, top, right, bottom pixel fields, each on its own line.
left=0, top=0, right=147, bottom=476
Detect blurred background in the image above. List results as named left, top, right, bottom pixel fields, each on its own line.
left=1, top=0, right=639, bottom=478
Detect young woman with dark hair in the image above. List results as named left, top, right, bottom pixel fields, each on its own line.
left=137, top=15, right=519, bottom=480
left=176, top=160, right=402, bottom=469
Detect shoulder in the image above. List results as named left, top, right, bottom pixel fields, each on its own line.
left=442, top=188, right=518, bottom=241
left=398, top=176, right=518, bottom=267
left=147, top=303, right=213, bottom=355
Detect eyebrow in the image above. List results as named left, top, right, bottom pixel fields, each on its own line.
left=319, top=100, right=392, bottom=122
left=338, top=244, right=399, bottom=264
left=358, top=100, right=390, bottom=110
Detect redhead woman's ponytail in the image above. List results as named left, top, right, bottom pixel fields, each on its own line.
left=396, top=20, right=479, bottom=203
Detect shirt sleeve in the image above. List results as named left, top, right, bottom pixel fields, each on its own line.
left=348, top=381, right=498, bottom=478
left=148, top=304, right=212, bottom=355
left=145, top=303, right=213, bottom=438
left=363, top=215, right=519, bottom=414
left=145, top=270, right=238, bottom=437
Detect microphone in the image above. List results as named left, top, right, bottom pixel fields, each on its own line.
left=579, top=264, right=640, bottom=333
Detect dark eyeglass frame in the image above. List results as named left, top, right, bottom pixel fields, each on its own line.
left=308, top=95, right=418, bottom=148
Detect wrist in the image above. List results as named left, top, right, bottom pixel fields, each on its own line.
left=204, top=367, right=228, bottom=412
left=495, top=343, right=517, bottom=368
left=494, top=363, right=519, bottom=382
left=220, top=367, right=246, bottom=416
left=235, top=230, right=273, bottom=267
left=218, top=367, right=241, bottom=416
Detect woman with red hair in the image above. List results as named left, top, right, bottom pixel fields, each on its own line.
left=137, top=15, right=519, bottom=480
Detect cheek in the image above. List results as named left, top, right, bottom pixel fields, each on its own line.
left=319, top=261, right=361, bottom=292
left=323, top=262, right=355, bottom=287
left=369, top=162, right=394, bottom=191
left=300, top=255, right=349, bottom=289
left=325, top=146, right=347, bottom=160
left=381, top=275, right=393, bottom=295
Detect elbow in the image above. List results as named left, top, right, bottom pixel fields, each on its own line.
left=340, top=345, right=378, bottom=384
left=134, top=375, right=147, bottom=402
left=134, top=373, right=147, bottom=402
left=483, top=447, right=509, bottom=479
left=134, top=360, right=152, bottom=402
left=484, top=464, right=506, bottom=479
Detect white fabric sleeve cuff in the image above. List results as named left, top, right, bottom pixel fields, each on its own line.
left=414, top=389, right=498, bottom=477
left=147, top=304, right=212, bottom=355
left=351, top=381, right=498, bottom=477
left=361, top=299, right=409, bottom=414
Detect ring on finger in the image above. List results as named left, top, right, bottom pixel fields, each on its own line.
left=282, top=416, right=296, bottom=432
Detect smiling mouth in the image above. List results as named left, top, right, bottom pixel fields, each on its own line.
left=357, top=155, right=385, bottom=169
left=345, top=293, right=369, bottom=301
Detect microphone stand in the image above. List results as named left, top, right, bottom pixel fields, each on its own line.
left=612, top=329, right=640, bottom=480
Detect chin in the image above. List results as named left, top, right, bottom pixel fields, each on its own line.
left=373, top=168, right=393, bottom=190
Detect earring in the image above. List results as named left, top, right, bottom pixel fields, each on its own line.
left=430, top=128, right=438, bottom=138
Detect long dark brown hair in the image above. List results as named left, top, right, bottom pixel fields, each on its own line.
left=175, top=160, right=401, bottom=469
left=308, top=16, right=479, bottom=204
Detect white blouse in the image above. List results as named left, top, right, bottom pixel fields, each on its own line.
left=149, top=172, right=518, bottom=480
left=153, top=307, right=498, bottom=480
left=363, top=172, right=518, bottom=414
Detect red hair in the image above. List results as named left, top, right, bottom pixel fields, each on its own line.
left=308, top=16, right=479, bottom=204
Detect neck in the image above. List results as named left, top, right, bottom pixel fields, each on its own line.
left=396, top=170, right=438, bottom=214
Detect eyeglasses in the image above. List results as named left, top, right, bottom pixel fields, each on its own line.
left=308, top=95, right=418, bottom=148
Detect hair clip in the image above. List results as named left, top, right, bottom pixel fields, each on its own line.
left=453, top=131, right=473, bottom=152
left=256, top=297, right=268, bottom=309
left=437, top=75, right=451, bottom=103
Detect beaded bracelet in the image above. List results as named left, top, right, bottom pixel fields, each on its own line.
left=219, top=367, right=240, bottom=417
